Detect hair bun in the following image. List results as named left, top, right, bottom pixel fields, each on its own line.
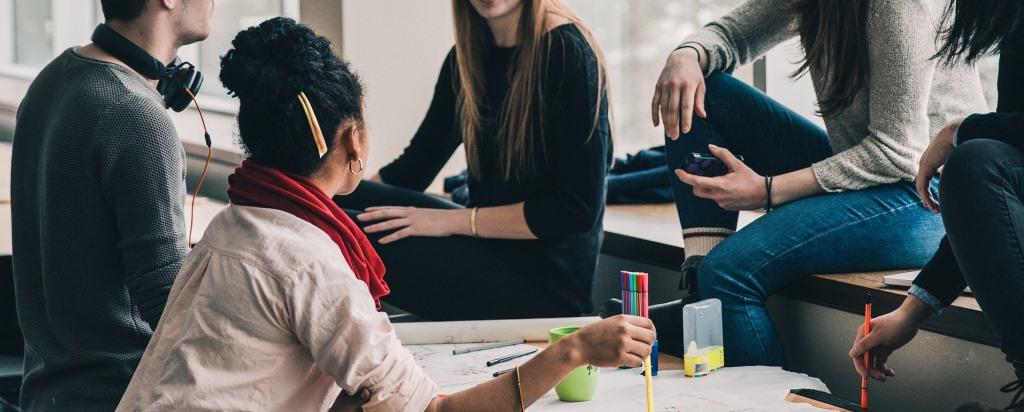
left=220, top=17, right=336, bottom=101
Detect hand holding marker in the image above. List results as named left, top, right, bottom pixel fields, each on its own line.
left=622, top=271, right=655, bottom=412
left=861, top=296, right=872, bottom=411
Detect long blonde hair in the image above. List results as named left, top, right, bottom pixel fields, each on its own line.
left=452, top=0, right=608, bottom=181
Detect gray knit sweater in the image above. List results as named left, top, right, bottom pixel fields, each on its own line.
left=683, top=0, right=988, bottom=191
left=11, top=49, right=187, bottom=411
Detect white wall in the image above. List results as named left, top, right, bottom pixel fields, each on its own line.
left=342, top=0, right=463, bottom=180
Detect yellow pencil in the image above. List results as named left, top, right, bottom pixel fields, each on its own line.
left=644, top=356, right=654, bottom=412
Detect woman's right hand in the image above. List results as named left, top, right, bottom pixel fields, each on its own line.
left=848, top=299, right=932, bottom=382
left=563, top=315, right=656, bottom=368
left=652, top=46, right=707, bottom=140
left=916, top=118, right=963, bottom=212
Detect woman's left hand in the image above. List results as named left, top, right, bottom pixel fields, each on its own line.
left=357, top=206, right=465, bottom=244
left=916, top=118, right=962, bottom=213
left=674, top=145, right=766, bottom=211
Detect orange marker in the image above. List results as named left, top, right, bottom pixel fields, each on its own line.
left=861, top=296, right=872, bottom=410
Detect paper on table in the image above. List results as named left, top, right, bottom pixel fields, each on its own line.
left=407, top=338, right=830, bottom=411
left=407, top=343, right=541, bottom=393
left=529, top=367, right=828, bottom=412
left=394, top=317, right=600, bottom=344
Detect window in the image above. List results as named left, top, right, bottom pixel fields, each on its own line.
left=180, top=0, right=295, bottom=100
left=566, top=0, right=749, bottom=156
left=2, top=1, right=101, bottom=70
left=12, top=0, right=55, bottom=67
left=0, top=0, right=297, bottom=101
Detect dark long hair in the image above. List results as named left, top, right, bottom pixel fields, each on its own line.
left=935, top=0, right=1024, bottom=65
left=451, top=0, right=607, bottom=181
left=792, top=0, right=870, bottom=118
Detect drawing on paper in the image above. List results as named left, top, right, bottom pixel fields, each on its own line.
left=406, top=343, right=541, bottom=394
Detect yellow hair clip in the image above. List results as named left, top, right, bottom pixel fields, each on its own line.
left=297, top=91, right=328, bottom=158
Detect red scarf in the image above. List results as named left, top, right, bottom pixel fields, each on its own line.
left=227, top=159, right=389, bottom=308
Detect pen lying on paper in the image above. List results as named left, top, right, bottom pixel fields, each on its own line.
left=493, top=368, right=515, bottom=377
left=486, top=348, right=538, bottom=367
left=453, top=339, right=527, bottom=355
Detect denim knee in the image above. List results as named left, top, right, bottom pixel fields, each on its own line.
left=702, top=72, right=751, bottom=107
left=697, top=246, right=761, bottom=303
left=940, top=139, right=1016, bottom=203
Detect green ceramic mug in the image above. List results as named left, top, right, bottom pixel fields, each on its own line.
left=549, top=326, right=600, bottom=402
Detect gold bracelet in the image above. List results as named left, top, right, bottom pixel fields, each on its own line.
left=514, top=365, right=525, bottom=412
left=470, top=207, right=480, bottom=238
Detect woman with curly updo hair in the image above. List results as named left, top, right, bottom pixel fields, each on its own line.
left=115, top=17, right=653, bottom=412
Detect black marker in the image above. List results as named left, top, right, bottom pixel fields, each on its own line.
left=486, top=348, right=538, bottom=367
left=492, top=368, right=515, bottom=377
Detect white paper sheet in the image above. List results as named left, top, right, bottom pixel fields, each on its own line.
left=394, top=317, right=600, bottom=344
left=529, top=367, right=829, bottom=412
left=407, top=340, right=831, bottom=412
left=407, top=343, right=541, bottom=393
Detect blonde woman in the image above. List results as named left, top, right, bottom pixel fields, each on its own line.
left=341, top=0, right=611, bottom=320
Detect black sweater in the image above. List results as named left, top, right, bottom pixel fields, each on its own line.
left=378, top=24, right=611, bottom=312
left=11, top=50, right=187, bottom=410
left=914, top=28, right=1024, bottom=308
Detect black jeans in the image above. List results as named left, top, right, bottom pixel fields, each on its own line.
left=941, top=139, right=1024, bottom=365
left=335, top=181, right=580, bottom=321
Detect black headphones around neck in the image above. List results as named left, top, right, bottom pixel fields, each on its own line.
left=91, top=24, right=203, bottom=112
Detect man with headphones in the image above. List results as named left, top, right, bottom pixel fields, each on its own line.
left=10, top=0, right=213, bottom=410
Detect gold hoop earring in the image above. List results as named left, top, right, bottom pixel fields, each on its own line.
left=349, top=158, right=365, bottom=175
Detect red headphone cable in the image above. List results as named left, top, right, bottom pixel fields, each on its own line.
left=184, top=88, right=213, bottom=247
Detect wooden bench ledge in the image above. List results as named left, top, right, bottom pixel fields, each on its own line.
left=601, top=204, right=995, bottom=347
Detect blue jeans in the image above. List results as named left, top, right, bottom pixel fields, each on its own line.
left=665, top=73, right=946, bottom=366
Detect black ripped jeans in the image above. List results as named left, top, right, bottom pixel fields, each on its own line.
left=940, top=139, right=1024, bottom=368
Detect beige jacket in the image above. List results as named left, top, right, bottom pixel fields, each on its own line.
left=117, top=205, right=437, bottom=412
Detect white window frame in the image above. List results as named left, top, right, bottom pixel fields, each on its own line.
left=184, top=0, right=300, bottom=114
left=0, top=0, right=301, bottom=115
left=0, top=0, right=12, bottom=65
